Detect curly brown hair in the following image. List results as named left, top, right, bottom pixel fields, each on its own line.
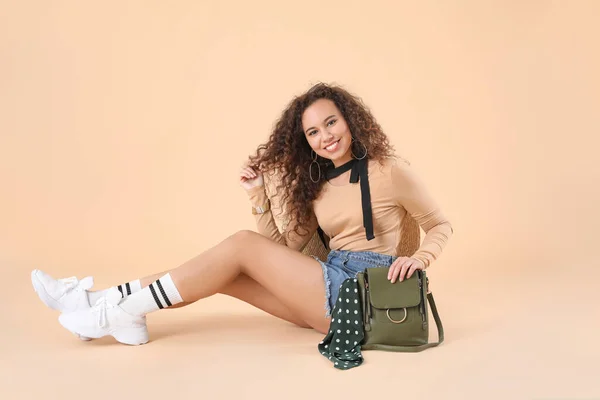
left=248, top=82, right=397, bottom=240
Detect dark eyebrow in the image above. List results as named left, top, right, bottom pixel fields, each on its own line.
left=305, top=115, right=336, bottom=134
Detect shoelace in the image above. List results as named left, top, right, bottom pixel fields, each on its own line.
left=59, top=276, right=79, bottom=290
left=91, top=296, right=110, bottom=328
left=56, top=277, right=81, bottom=301
left=56, top=276, right=93, bottom=301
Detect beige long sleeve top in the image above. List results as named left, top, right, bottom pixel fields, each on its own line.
left=246, top=157, right=453, bottom=268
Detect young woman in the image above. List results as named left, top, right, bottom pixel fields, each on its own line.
left=31, top=83, right=453, bottom=346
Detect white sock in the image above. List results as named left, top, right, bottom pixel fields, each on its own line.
left=87, top=279, right=142, bottom=305
left=120, top=273, right=183, bottom=315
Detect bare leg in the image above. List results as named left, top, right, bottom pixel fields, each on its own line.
left=137, top=270, right=310, bottom=328
left=147, top=230, right=330, bottom=333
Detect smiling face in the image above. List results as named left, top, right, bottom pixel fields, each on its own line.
left=301, top=98, right=354, bottom=167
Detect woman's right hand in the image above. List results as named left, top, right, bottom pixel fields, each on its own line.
left=239, top=162, right=264, bottom=191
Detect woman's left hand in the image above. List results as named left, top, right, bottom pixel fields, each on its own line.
left=387, top=257, right=425, bottom=283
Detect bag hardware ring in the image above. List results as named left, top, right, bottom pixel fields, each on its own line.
left=386, top=308, right=408, bottom=324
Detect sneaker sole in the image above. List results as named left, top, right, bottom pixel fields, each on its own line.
left=112, top=327, right=150, bottom=346
left=31, top=270, right=92, bottom=341
left=58, top=315, right=149, bottom=346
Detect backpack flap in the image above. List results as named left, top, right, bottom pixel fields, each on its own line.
left=365, top=267, right=422, bottom=310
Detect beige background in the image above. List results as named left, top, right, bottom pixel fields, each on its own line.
left=1, top=1, right=599, bottom=399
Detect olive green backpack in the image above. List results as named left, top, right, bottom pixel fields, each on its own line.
left=356, top=267, right=443, bottom=351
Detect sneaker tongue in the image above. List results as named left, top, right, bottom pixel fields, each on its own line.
left=79, top=276, right=94, bottom=290
left=105, top=287, right=123, bottom=305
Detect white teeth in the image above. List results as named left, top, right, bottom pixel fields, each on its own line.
left=325, top=140, right=339, bottom=151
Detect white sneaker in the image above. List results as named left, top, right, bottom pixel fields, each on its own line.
left=31, top=269, right=95, bottom=341
left=58, top=288, right=149, bottom=346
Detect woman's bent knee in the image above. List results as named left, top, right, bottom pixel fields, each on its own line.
left=229, top=230, right=268, bottom=253
left=223, top=230, right=257, bottom=249
left=221, top=230, right=262, bottom=263
left=228, top=229, right=259, bottom=243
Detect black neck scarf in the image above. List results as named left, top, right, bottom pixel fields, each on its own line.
left=325, top=157, right=374, bottom=241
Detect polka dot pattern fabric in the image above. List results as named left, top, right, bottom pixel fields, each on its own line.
left=318, top=278, right=364, bottom=370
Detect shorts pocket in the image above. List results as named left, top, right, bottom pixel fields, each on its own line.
left=341, top=258, right=388, bottom=275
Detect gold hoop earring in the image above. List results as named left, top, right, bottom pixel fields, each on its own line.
left=309, top=150, right=321, bottom=183
left=351, top=139, right=368, bottom=160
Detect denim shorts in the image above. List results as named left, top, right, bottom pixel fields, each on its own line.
left=312, top=249, right=398, bottom=318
